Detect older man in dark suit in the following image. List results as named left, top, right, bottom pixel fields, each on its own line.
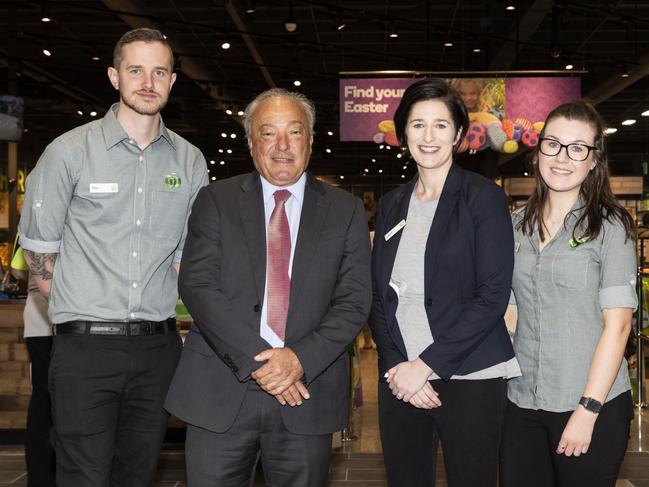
left=164, top=88, right=372, bottom=487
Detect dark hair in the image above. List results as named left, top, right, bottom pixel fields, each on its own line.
left=393, top=78, right=469, bottom=148
left=113, top=28, right=174, bottom=69
left=519, top=100, right=634, bottom=242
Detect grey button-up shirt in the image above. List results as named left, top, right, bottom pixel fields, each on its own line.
left=508, top=205, right=636, bottom=412
left=19, top=103, right=208, bottom=324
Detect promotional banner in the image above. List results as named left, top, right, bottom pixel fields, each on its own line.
left=339, top=77, right=581, bottom=153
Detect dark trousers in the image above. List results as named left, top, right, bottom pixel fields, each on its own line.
left=48, top=331, right=182, bottom=487
left=378, top=378, right=507, bottom=487
left=500, top=392, right=633, bottom=487
left=25, top=336, right=56, bottom=487
left=185, top=382, right=332, bottom=487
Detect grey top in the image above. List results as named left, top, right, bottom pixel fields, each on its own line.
left=392, top=193, right=520, bottom=380
left=19, top=103, right=209, bottom=324
left=508, top=205, right=636, bottom=412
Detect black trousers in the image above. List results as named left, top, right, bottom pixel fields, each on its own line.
left=185, top=382, right=332, bottom=487
left=48, top=331, right=182, bottom=487
left=500, top=392, right=633, bottom=487
left=25, top=336, right=56, bottom=487
left=378, top=378, right=507, bottom=487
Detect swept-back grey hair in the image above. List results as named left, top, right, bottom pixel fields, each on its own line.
left=243, top=88, right=316, bottom=139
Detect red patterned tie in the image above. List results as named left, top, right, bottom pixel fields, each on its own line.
left=267, top=189, right=292, bottom=341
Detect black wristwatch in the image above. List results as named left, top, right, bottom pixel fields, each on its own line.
left=579, top=396, right=602, bottom=414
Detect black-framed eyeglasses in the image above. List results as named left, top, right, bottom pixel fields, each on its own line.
left=538, top=138, right=598, bottom=162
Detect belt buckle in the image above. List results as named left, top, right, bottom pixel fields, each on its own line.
left=141, top=322, right=151, bottom=334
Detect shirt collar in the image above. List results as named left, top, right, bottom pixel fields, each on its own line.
left=101, top=102, right=176, bottom=151
left=259, top=172, right=307, bottom=207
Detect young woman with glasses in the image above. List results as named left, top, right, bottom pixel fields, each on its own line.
left=500, top=101, right=636, bottom=486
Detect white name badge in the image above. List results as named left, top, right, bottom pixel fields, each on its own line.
left=385, top=219, right=406, bottom=241
left=89, top=183, right=118, bottom=193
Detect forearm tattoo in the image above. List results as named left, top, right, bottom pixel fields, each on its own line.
left=23, top=250, right=57, bottom=281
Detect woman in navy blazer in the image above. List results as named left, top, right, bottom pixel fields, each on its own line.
left=369, top=78, right=518, bottom=487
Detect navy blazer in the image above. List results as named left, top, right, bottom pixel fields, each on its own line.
left=369, top=163, right=515, bottom=381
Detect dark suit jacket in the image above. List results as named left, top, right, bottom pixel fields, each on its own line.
left=369, top=163, right=514, bottom=381
left=164, top=171, right=372, bottom=435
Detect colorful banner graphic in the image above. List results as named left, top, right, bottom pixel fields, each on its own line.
left=339, top=77, right=581, bottom=154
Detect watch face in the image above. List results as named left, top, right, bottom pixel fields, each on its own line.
left=580, top=397, right=602, bottom=413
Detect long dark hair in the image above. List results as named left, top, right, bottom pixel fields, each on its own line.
left=519, top=100, right=634, bottom=241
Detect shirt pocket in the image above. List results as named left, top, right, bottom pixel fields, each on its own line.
left=149, top=189, right=189, bottom=241
left=551, top=251, right=590, bottom=290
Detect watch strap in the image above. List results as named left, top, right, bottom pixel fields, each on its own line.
left=579, top=396, right=602, bottom=414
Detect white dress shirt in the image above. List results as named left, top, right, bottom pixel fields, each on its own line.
left=259, top=172, right=306, bottom=347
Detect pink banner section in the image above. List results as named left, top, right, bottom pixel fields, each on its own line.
left=339, top=77, right=581, bottom=154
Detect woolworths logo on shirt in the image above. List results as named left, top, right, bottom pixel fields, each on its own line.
left=164, top=172, right=181, bottom=189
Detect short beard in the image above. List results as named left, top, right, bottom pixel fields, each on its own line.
left=121, top=91, right=167, bottom=116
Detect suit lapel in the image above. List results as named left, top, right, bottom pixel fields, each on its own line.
left=288, top=174, right=328, bottom=311
left=423, top=163, right=463, bottom=288
left=237, top=171, right=266, bottom=303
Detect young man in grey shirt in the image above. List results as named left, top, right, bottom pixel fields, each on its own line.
left=19, top=28, right=208, bottom=486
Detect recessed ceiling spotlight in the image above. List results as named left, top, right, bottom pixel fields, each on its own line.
left=402, top=165, right=407, bottom=170
left=621, top=119, right=636, bottom=126
left=220, top=160, right=226, bottom=165
left=293, top=80, right=302, bottom=87
left=90, top=111, right=97, bottom=117
left=401, top=174, right=406, bottom=179
left=210, top=160, right=216, bottom=165
left=230, top=133, right=237, bottom=138
left=565, top=64, right=574, bottom=70
left=327, top=130, right=333, bottom=136
left=218, top=149, right=224, bottom=153
left=325, top=148, right=332, bottom=154
left=385, top=145, right=391, bottom=150
left=641, top=110, right=649, bottom=117
left=76, top=110, right=83, bottom=116
left=42, top=49, right=52, bottom=56
left=364, top=168, right=369, bottom=173
left=524, top=171, right=529, bottom=176
left=472, top=47, right=481, bottom=53
left=226, top=149, right=233, bottom=154
left=379, top=145, right=384, bottom=150
left=505, top=4, right=516, bottom=11
left=604, top=127, right=618, bottom=134
left=221, top=42, right=231, bottom=50
left=396, top=153, right=402, bottom=158
left=237, top=110, right=244, bottom=116
left=221, top=132, right=227, bottom=138
left=226, top=109, right=233, bottom=115
left=339, top=175, right=345, bottom=180
left=444, top=42, right=453, bottom=47
left=378, top=169, right=383, bottom=174
left=211, top=176, right=217, bottom=181
left=92, top=56, right=100, bottom=61
left=371, top=158, right=376, bottom=162
left=337, top=19, right=346, bottom=31
left=388, top=22, right=399, bottom=38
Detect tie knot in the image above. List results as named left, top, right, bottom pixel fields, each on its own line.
left=274, top=189, right=291, bottom=204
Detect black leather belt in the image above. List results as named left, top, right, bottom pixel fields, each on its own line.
left=54, top=318, right=176, bottom=336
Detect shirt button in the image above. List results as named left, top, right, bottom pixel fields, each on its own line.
left=129, top=139, right=135, bottom=144
left=132, top=282, right=138, bottom=289
left=132, top=252, right=138, bottom=258
left=139, top=155, right=144, bottom=162
left=137, top=187, right=143, bottom=193
left=136, top=220, right=141, bottom=226
left=130, top=312, right=135, bottom=319
left=35, top=202, right=42, bottom=208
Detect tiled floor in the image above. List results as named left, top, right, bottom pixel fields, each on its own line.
left=1, top=347, right=649, bottom=485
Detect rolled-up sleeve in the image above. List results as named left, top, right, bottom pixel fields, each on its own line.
left=19, top=138, right=78, bottom=254
left=598, top=220, right=637, bottom=310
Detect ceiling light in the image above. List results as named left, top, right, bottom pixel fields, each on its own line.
left=293, top=80, right=302, bottom=87
left=472, top=47, right=481, bottom=53
left=221, top=42, right=231, bottom=50
left=396, top=153, right=402, bottom=158
left=379, top=145, right=384, bottom=150
left=245, top=0, right=255, bottom=14
left=604, top=128, right=618, bottom=134
left=444, top=42, right=453, bottom=47
left=337, top=19, right=346, bottom=31
left=523, top=171, right=529, bottom=176
left=621, top=72, right=629, bottom=78
left=327, top=130, right=333, bottom=136
left=565, top=64, right=574, bottom=70
left=210, top=160, right=216, bottom=165
left=506, top=5, right=516, bottom=10
left=218, top=149, right=224, bottom=153
left=339, top=175, right=345, bottom=180
left=401, top=174, right=406, bottom=179
left=238, top=110, right=244, bottom=116
left=388, top=22, right=398, bottom=38
left=221, top=132, right=227, bottom=138
left=641, top=110, right=649, bottom=117
left=284, top=1, right=298, bottom=32
left=371, top=158, right=376, bottom=162
left=41, top=3, right=51, bottom=22
left=76, top=110, right=83, bottom=116
left=225, top=109, right=233, bottom=115
left=364, top=168, right=369, bottom=173
left=42, top=49, right=52, bottom=56
left=230, top=133, right=237, bottom=138
left=325, top=148, right=332, bottom=153
left=220, top=161, right=226, bottom=165
left=211, top=176, right=216, bottom=181
left=90, top=111, right=97, bottom=117
left=385, top=145, right=391, bottom=150
left=621, top=119, right=636, bottom=126
left=91, top=56, right=100, bottom=61
left=226, top=149, right=233, bottom=154
left=402, top=165, right=407, bottom=170
left=378, top=169, right=383, bottom=174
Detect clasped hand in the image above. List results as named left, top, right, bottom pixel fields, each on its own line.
left=252, top=347, right=310, bottom=407
left=386, top=358, right=441, bottom=409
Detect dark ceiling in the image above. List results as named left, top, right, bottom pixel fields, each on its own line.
left=1, top=0, right=648, bottom=186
